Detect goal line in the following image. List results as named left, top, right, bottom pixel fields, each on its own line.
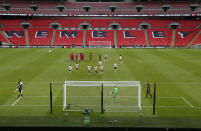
left=63, top=81, right=142, bottom=113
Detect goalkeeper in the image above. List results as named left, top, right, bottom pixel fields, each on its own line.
left=110, top=86, right=118, bottom=103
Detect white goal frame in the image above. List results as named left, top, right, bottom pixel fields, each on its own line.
left=88, top=41, right=112, bottom=48
left=63, top=81, right=141, bottom=112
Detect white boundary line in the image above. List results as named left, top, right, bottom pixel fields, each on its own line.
left=10, top=98, right=21, bottom=106
left=24, top=96, right=137, bottom=97
left=3, top=104, right=186, bottom=108
left=22, top=96, right=185, bottom=98
left=181, top=97, right=194, bottom=108
left=8, top=96, right=195, bottom=109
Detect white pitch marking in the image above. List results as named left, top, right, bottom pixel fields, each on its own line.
left=10, top=98, right=21, bottom=106
left=8, top=96, right=194, bottom=109
left=23, top=96, right=184, bottom=98
left=105, top=110, right=140, bottom=113
left=181, top=97, right=194, bottom=108
left=4, top=104, right=185, bottom=108
left=24, top=96, right=137, bottom=98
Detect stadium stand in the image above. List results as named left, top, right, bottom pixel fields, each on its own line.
left=0, top=1, right=199, bottom=16
left=57, top=19, right=85, bottom=27
left=117, top=30, right=147, bottom=46
left=0, top=18, right=201, bottom=48
left=113, top=9, right=139, bottom=15
left=174, top=28, right=200, bottom=47
left=87, top=9, right=111, bottom=15
left=0, top=19, right=24, bottom=27
left=115, top=19, right=143, bottom=28
left=64, top=2, right=135, bottom=9
left=86, top=30, right=114, bottom=46
left=147, top=28, right=172, bottom=47
left=176, top=20, right=201, bottom=28
left=165, top=9, right=191, bottom=15
left=86, top=19, right=114, bottom=28
left=54, top=30, right=83, bottom=46
left=145, top=20, right=173, bottom=28
left=62, top=9, right=86, bottom=15
left=36, top=9, right=61, bottom=14
left=0, top=31, right=10, bottom=44
left=8, top=1, right=30, bottom=8
left=27, top=20, right=55, bottom=27
left=142, top=2, right=163, bottom=9
left=1, top=28, right=26, bottom=45
left=0, top=0, right=201, bottom=48
left=28, top=28, right=53, bottom=46
left=190, top=32, right=201, bottom=46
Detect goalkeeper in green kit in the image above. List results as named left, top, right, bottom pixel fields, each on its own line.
left=110, top=86, right=118, bottom=103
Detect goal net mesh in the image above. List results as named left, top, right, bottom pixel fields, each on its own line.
left=88, top=41, right=112, bottom=47
left=63, top=81, right=141, bottom=113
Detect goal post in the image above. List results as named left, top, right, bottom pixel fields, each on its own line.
left=88, top=41, right=112, bottom=48
left=63, top=81, right=141, bottom=113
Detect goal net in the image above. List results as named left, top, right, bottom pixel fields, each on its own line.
left=88, top=41, right=112, bottom=48
left=63, top=81, right=141, bottom=113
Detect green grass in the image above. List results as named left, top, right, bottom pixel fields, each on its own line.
left=0, top=48, right=201, bottom=128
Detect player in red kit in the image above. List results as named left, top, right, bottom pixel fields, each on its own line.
left=89, top=52, right=92, bottom=61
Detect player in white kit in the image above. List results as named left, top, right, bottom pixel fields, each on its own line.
left=75, top=63, right=79, bottom=72
left=94, top=65, right=98, bottom=75
left=68, top=64, right=72, bottom=73
left=119, top=55, right=122, bottom=64
left=104, top=54, right=108, bottom=62
left=114, top=63, right=118, bottom=72
left=88, top=65, right=91, bottom=74
left=98, top=60, right=102, bottom=66
left=100, top=64, right=104, bottom=74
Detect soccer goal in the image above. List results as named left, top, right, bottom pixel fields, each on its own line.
left=63, top=81, right=142, bottom=113
left=88, top=41, right=112, bottom=48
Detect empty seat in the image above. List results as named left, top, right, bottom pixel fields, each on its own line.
left=116, top=19, right=143, bottom=28
left=27, top=20, right=55, bottom=27
left=117, top=30, right=147, bottom=46
left=54, top=30, right=83, bottom=46
left=174, top=28, right=199, bottom=47
left=28, top=28, right=53, bottom=46
left=1, top=28, right=26, bottom=45
left=147, top=28, right=172, bottom=46
left=86, top=19, right=114, bottom=28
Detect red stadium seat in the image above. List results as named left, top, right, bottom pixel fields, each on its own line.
left=116, top=19, right=143, bottom=28
left=54, top=30, right=83, bottom=46
left=57, top=19, right=85, bottom=27
left=147, top=28, right=172, bottom=47
left=0, top=20, right=24, bottom=27
left=27, top=20, right=55, bottom=27
left=117, top=30, right=147, bottom=46
left=86, top=19, right=114, bottom=28
left=191, top=32, right=201, bottom=46
left=1, top=28, right=26, bottom=45
left=146, top=20, right=173, bottom=28
left=176, top=20, right=201, bottom=28
left=0, top=32, right=10, bottom=44
left=174, top=28, right=199, bottom=47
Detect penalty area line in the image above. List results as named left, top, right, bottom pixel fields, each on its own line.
left=181, top=97, right=194, bottom=108
left=10, top=98, right=21, bottom=107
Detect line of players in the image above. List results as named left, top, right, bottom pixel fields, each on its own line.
left=68, top=54, right=123, bottom=74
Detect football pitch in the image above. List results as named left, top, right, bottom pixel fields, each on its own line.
left=0, top=48, right=201, bottom=128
